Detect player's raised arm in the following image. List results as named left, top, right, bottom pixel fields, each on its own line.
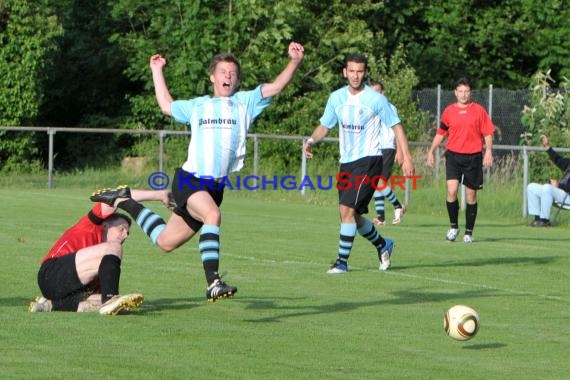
left=150, top=54, right=174, bottom=116
left=261, top=42, right=304, bottom=98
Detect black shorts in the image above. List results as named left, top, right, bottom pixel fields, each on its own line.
left=445, top=150, right=484, bottom=190
left=380, top=148, right=396, bottom=179
left=337, top=156, right=383, bottom=215
left=171, top=167, right=225, bottom=231
left=38, top=254, right=94, bottom=311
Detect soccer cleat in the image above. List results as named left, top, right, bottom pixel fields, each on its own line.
left=29, top=296, right=52, bottom=312
left=327, top=260, right=348, bottom=274
left=99, top=293, right=144, bottom=315
left=90, top=185, right=131, bottom=207
left=392, top=206, right=406, bottom=224
left=206, top=279, right=237, bottom=302
left=446, top=228, right=459, bottom=242
left=463, top=234, right=474, bottom=243
left=372, top=216, right=386, bottom=226
left=379, top=238, right=394, bottom=271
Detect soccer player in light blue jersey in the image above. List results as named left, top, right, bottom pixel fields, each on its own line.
left=93, top=42, right=304, bottom=302
left=369, top=81, right=406, bottom=226
left=303, top=54, right=414, bottom=273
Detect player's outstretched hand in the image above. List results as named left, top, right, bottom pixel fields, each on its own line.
left=150, top=54, right=167, bottom=70
left=288, top=42, right=305, bottom=62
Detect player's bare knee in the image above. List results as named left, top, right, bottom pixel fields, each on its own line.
left=155, top=236, right=175, bottom=253
left=104, top=242, right=124, bottom=258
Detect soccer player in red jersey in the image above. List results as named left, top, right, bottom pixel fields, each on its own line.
left=426, top=77, right=495, bottom=243
left=29, top=189, right=171, bottom=314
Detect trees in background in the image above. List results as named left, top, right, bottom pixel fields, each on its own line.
left=0, top=0, right=61, bottom=171
left=1, top=0, right=569, bottom=172
left=521, top=71, right=570, bottom=182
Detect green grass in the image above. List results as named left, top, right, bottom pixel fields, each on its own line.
left=0, top=185, right=568, bottom=379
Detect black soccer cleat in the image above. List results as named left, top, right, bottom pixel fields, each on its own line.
left=206, top=279, right=237, bottom=302
left=90, top=185, right=131, bottom=207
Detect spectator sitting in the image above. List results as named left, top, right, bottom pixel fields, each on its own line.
left=527, top=135, right=570, bottom=227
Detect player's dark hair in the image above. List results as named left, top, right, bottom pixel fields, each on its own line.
left=369, top=80, right=384, bottom=92
left=104, top=213, right=132, bottom=227
left=343, top=53, right=368, bottom=69
left=209, top=52, right=241, bottom=80
left=455, top=77, right=472, bottom=89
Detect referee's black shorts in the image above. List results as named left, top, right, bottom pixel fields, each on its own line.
left=445, top=150, right=484, bottom=190
left=337, top=155, right=383, bottom=215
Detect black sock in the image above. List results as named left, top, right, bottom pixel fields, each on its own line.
left=118, top=199, right=166, bottom=245
left=117, top=198, right=145, bottom=218
left=99, top=254, right=121, bottom=303
left=446, top=200, right=459, bottom=228
left=200, top=225, right=220, bottom=286
left=465, top=202, right=478, bottom=233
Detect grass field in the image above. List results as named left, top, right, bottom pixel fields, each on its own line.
left=0, top=185, right=568, bottom=379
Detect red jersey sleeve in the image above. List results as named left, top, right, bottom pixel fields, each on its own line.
left=40, top=203, right=108, bottom=264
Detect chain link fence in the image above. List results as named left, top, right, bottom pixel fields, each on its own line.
left=413, top=86, right=530, bottom=146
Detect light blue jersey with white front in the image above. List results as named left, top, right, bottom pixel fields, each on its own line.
left=319, top=85, right=401, bottom=163
left=171, top=85, right=271, bottom=178
left=380, top=103, right=398, bottom=150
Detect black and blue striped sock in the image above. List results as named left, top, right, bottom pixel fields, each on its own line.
left=200, top=225, right=220, bottom=285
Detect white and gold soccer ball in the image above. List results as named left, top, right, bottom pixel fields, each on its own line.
left=444, top=305, right=480, bottom=341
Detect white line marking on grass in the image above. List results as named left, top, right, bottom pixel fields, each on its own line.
left=381, top=270, right=565, bottom=302
left=227, top=253, right=566, bottom=302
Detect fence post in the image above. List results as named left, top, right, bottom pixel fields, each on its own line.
left=404, top=177, right=410, bottom=206
left=47, top=128, right=55, bottom=189
left=158, top=130, right=165, bottom=173
left=253, top=134, right=259, bottom=191
left=523, top=146, right=528, bottom=217
left=486, top=84, right=493, bottom=182
left=435, top=84, right=441, bottom=179
left=301, top=138, right=307, bottom=196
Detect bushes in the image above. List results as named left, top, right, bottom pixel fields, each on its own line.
left=521, top=70, right=570, bottom=182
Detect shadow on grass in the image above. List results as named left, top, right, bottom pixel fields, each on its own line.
left=395, top=255, right=559, bottom=270
left=2, top=296, right=36, bottom=308
left=135, top=297, right=204, bottom=314
left=462, top=343, right=507, bottom=350
left=5, top=296, right=204, bottom=313
left=241, top=287, right=499, bottom=323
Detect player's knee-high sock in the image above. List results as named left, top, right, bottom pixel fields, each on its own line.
left=358, top=219, right=386, bottom=253
left=117, top=199, right=166, bottom=245
left=384, top=188, right=403, bottom=209
left=200, top=225, right=220, bottom=285
left=465, top=202, right=478, bottom=235
left=446, top=200, right=459, bottom=228
left=373, top=190, right=386, bottom=220
left=336, top=223, right=356, bottom=265
left=99, top=254, right=121, bottom=303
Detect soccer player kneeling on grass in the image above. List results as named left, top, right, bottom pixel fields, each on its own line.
left=29, top=189, right=171, bottom=315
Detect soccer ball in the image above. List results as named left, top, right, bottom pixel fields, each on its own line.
left=444, top=305, right=480, bottom=341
